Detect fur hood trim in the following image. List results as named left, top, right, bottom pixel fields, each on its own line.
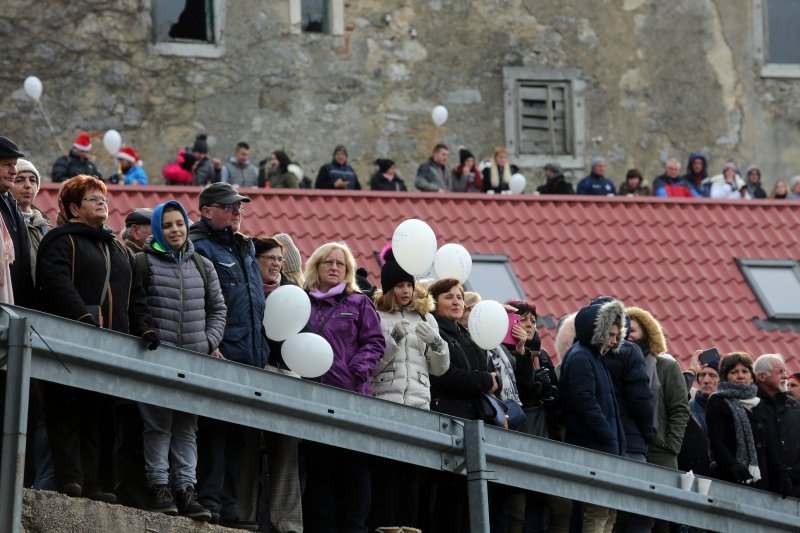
left=373, top=284, right=434, bottom=316
left=626, top=306, right=667, bottom=355
left=575, top=297, right=626, bottom=354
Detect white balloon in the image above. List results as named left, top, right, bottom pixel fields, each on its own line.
left=431, top=105, right=448, bottom=127
left=263, top=285, right=311, bottom=341
left=282, top=332, right=334, bottom=378
left=391, top=219, right=437, bottom=276
left=24, top=76, right=43, bottom=102
left=433, top=243, right=472, bottom=283
left=509, top=173, right=526, bottom=194
left=468, top=300, right=509, bottom=350
left=103, top=130, right=122, bottom=156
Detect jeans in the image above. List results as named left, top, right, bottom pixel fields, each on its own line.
left=138, top=403, right=199, bottom=490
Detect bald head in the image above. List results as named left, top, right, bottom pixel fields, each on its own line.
left=664, top=158, right=681, bottom=178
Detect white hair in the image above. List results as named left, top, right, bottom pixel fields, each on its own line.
left=754, top=353, right=785, bottom=375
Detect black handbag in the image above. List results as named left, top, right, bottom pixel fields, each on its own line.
left=475, top=393, right=508, bottom=427
left=521, top=405, right=550, bottom=438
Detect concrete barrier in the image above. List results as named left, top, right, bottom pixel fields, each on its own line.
left=21, top=489, right=247, bottom=532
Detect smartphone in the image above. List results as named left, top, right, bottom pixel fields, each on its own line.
left=699, top=347, right=720, bottom=365
left=502, top=313, right=522, bottom=345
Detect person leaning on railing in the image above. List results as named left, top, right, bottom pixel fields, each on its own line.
left=368, top=245, right=449, bottom=531
left=34, top=174, right=159, bottom=504
left=302, top=241, right=385, bottom=532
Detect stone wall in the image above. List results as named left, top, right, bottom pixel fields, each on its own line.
left=1, top=0, right=798, bottom=190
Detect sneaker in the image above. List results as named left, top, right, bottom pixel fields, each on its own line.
left=175, top=486, right=211, bottom=521
left=146, top=484, right=178, bottom=515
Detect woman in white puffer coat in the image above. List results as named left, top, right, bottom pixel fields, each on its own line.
left=368, top=246, right=449, bottom=530
left=372, top=246, right=450, bottom=408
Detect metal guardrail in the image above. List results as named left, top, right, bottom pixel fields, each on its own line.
left=1, top=305, right=798, bottom=532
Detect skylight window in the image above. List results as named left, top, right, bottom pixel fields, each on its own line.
left=737, top=259, right=800, bottom=320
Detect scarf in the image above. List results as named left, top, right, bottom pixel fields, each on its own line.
left=263, top=277, right=280, bottom=296
left=712, top=382, right=761, bottom=482
left=487, top=347, right=521, bottom=406
left=309, top=282, right=346, bottom=301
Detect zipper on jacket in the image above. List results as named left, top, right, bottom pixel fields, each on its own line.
left=177, top=261, right=185, bottom=346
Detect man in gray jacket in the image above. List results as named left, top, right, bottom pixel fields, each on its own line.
left=414, top=143, right=451, bottom=192
left=221, top=142, right=258, bottom=187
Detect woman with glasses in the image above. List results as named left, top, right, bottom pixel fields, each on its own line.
left=35, top=175, right=157, bottom=503
left=301, top=241, right=385, bottom=532
left=247, top=236, right=304, bottom=533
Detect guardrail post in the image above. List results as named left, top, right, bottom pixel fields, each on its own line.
left=0, top=317, right=30, bottom=533
left=464, top=420, right=490, bottom=533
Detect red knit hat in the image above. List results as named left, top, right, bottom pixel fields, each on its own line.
left=117, top=147, right=139, bottom=163
left=73, top=132, right=92, bottom=151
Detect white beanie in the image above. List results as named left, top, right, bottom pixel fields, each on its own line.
left=15, top=159, right=40, bottom=182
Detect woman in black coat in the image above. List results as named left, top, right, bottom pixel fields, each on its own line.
left=427, top=278, right=497, bottom=533
left=706, top=352, right=775, bottom=490
left=369, top=159, right=408, bottom=192
left=35, top=175, right=156, bottom=503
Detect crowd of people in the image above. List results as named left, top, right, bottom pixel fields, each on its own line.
left=0, top=132, right=799, bottom=533
left=46, top=132, right=800, bottom=199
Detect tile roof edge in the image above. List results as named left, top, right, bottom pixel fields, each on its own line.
left=37, top=183, right=800, bottom=207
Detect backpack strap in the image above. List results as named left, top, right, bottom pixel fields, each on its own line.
left=190, top=253, right=207, bottom=287
left=135, top=252, right=150, bottom=290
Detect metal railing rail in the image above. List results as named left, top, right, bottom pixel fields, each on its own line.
left=1, top=305, right=798, bottom=532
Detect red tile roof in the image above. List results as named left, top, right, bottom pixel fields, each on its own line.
left=36, top=184, right=800, bottom=369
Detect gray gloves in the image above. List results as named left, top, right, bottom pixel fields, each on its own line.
left=391, top=319, right=411, bottom=344
left=416, top=320, right=445, bottom=352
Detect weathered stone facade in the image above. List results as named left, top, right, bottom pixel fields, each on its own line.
left=1, top=0, right=799, bottom=190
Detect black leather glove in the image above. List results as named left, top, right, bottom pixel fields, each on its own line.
left=730, top=463, right=753, bottom=484
left=534, top=367, right=551, bottom=385
left=141, top=331, right=160, bottom=351
left=540, top=383, right=559, bottom=403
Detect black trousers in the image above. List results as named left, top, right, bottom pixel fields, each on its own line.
left=42, top=382, right=111, bottom=495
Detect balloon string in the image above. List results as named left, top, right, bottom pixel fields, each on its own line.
left=36, top=100, right=65, bottom=154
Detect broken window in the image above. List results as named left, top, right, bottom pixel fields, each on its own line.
left=153, top=0, right=214, bottom=43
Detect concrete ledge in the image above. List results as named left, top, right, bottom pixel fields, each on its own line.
left=22, top=489, right=247, bottom=533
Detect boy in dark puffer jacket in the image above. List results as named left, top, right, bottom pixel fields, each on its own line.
left=137, top=200, right=227, bottom=521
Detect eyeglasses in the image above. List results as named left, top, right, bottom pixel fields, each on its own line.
left=210, top=202, right=245, bottom=212
left=83, top=195, right=110, bottom=204
left=321, top=259, right=346, bottom=269
left=260, top=254, right=284, bottom=264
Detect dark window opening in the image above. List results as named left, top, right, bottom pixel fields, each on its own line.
left=737, top=258, right=800, bottom=320
left=302, top=0, right=327, bottom=33
left=153, top=0, right=214, bottom=43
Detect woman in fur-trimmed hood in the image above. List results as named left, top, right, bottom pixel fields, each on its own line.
left=370, top=246, right=449, bottom=531
left=371, top=245, right=449, bottom=409
left=626, top=306, right=689, bottom=469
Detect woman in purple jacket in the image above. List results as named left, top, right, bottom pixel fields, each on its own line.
left=302, top=241, right=385, bottom=532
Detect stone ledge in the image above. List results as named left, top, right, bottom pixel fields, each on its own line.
left=21, top=489, right=248, bottom=533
